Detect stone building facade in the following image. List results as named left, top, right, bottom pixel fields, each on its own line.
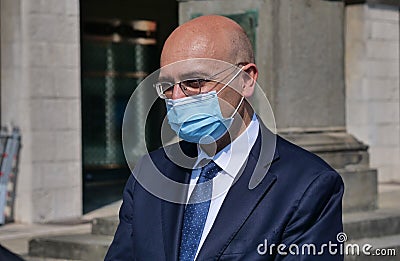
left=346, top=3, right=399, bottom=182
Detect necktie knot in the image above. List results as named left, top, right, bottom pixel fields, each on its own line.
left=199, top=161, right=221, bottom=181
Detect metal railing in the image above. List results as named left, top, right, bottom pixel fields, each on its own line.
left=0, top=128, right=21, bottom=225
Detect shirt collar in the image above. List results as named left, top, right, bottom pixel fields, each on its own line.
left=194, top=114, right=259, bottom=179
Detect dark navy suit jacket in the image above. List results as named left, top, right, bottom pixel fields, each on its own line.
left=105, top=122, right=344, bottom=260
left=0, top=245, right=24, bottom=261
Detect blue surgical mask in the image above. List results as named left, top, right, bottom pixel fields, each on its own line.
left=165, top=69, right=244, bottom=144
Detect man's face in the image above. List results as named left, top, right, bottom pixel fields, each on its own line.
left=159, top=15, right=259, bottom=123
left=158, top=59, right=244, bottom=118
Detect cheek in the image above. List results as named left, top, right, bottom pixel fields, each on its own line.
left=218, top=93, right=242, bottom=117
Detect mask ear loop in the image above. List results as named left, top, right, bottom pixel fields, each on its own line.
left=230, top=96, right=244, bottom=118
left=215, top=67, right=245, bottom=118
left=216, top=67, right=243, bottom=95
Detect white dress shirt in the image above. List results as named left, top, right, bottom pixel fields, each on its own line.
left=186, top=114, right=260, bottom=259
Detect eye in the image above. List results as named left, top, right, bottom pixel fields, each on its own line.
left=183, top=79, right=207, bottom=89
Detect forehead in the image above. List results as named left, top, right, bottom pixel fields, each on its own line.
left=160, top=28, right=232, bottom=68
left=158, top=59, right=231, bottom=81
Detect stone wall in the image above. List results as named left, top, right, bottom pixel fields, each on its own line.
left=180, top=0, right=346, bottom=131
left=1, top=0, right=82, bottom=222
left=346, top=4, right=399, bottom=182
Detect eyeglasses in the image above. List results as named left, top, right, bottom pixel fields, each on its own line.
left=154, top=63, right=247, bottom=99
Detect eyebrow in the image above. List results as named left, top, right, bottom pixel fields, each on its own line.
left=179, top=71, right=209, bottom=80
left=158, top=71, right=210, bottom=83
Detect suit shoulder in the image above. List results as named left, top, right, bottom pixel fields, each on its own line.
left=276, top=135, right=335, bottom=172
left=267, top=135, right=343, bottom=203
left=272, top=135, right=343, bottom=188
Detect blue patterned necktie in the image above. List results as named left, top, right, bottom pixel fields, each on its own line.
left=179, top=161, right=222, bottom=261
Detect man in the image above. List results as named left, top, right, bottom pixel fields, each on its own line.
left=106, top=15, right=344, bottom=260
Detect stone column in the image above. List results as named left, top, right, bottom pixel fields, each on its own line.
left=179, top=0, right=378, bottom=212
left=346, top=4, right=399, bottom=183
left=1, top=0, right=82, bottom=222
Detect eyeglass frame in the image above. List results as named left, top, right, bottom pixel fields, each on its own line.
left=153, top=62, right=249, bottom=99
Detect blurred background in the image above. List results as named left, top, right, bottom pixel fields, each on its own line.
left=0, top=0, right=398, bottom=260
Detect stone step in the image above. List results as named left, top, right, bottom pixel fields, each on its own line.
left=89, top=208, right=400, bottom=240
left=344, top=208, right=400, bottom=240
left=345, top=234, right=400, bottom=261
left=91, top=216, right=118, bottom=236
left=28, top=234, right=113, bottom=261
left=23, top=256, right=80, bottom=261
left=27, top=233, right=400, bottom=261
left=28, top=208, right=400, bottom=260
left=339, top=167, right=378, bottom=213
left=281, top=131, right=370, bottom=170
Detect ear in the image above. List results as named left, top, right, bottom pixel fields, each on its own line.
left=240, top=63, right=258, bottom=98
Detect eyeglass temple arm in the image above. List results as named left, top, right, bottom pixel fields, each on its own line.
left=207, top=62, right=248, bottom=81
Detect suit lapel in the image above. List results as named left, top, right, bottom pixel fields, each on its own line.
left=196, top=121, right=280, bottom=260
left=160, top=142, right=196, bottom=261
left=161, top=166, right=189, bottom=261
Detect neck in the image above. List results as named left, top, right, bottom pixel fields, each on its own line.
left=200, top=102, right=253, bottom=157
